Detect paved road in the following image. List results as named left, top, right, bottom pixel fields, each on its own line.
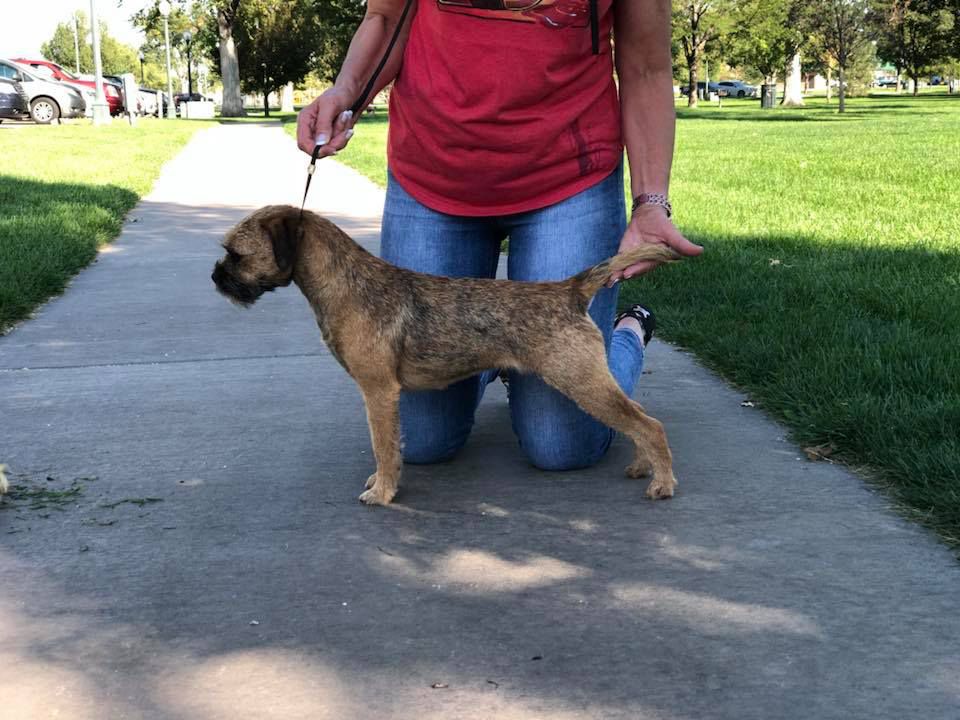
left=1, top=122, right=958, bottom=719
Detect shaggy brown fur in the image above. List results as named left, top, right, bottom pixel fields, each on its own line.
left=212, top=205, right=681, bottom=506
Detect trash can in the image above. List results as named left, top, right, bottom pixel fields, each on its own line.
left=761, top=84, right=776, bottom=108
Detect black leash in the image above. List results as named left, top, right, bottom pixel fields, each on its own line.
left=300, top=0, right=415, bottom=219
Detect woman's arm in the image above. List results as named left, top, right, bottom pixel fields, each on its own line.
left=296, top=0, right=417, bottom=158
left=611, top=0, right=702, bottom=281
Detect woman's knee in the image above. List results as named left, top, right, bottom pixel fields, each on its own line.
left=401, top=429, right=468, bottom=464
left=513, top=414, right=612, bottom=471
left=397, top=385, right=477, bottom=464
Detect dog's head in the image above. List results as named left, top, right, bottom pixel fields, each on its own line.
left=212, top=205, right=302, bottom=307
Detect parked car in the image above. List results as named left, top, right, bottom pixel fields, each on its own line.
left=679, top=81, right=721, bottom=96
left=12, top=58, right=124, bottom=115
left=716, top=80, right=758, bottom=98
left=174, top=92, right=214, bottom=114
left=877, top=77, right=899, bottom=88
left=0, top=76, right=30, bottom=122
left=101, top=73, right=131, bottom=109
left=137, top=88, right=169, bottom=117
left=0, top=59, right=86, bottom=123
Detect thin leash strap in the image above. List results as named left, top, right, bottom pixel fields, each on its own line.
left=589, top=0, right=599, bottom=55
left=299, top=143, right=323, bottom=222
left=300, top=0, right=415, bottom=220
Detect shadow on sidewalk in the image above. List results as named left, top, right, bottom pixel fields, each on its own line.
left=2, top=197, right=960, bottom=718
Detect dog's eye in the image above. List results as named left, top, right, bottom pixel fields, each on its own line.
left=226, top=249, right=240, bottom=260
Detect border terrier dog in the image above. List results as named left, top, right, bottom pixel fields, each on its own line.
left=212, top=205, right=680, bottom=506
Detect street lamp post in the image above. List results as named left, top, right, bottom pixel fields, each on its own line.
left=158, top=0, right=175, bottom=118
left=262, top=62, right=268, bottom=117
left=72, top=14, right=81, bottom=74
left=183, top=30, right=193, bottom=97
left=89, top=0, right=110, bottom=125
left=138, top=50, right=145, bottom=85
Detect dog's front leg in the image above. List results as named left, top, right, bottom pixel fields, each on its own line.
left=358, top=382, right=402, bottom=506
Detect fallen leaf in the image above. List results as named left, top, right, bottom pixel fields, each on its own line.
left=769, top=258, right=782, bottom=266
left=740, top=400, right=755, bottom=408
left=804, top=443, right=837, bottom=461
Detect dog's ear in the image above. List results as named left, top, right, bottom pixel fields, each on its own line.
left=262, top=210, right=301, bottom=273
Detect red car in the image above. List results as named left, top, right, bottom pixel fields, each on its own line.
left=13, top=58, right=123, bottom=115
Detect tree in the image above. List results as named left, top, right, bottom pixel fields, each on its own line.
left=313, top=0, right=365, bottom=83
left=728, top=0, right=812, bottom=106
left=41, top=12, right=139, bottom=77
left=131, top=0, right=243, bottom=116
left=672, top=0, right=734, bottom=108
left=214, top=0, right=244, bottom=116
left=233, top=0, right=321, bottom=115
left=809, top=0, right=872, bottom=112
left=870, top=0, right=953, bottom=95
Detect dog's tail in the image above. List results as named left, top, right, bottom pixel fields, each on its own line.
left=570, top=244, right=680, bottom=300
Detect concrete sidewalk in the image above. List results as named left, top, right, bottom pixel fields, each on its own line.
left=1, top=122, right=958, bottom=720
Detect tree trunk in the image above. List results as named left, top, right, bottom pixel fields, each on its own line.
left=687, top=59, right=699, bottom=109
left=826, top=66, right=832, bottom=103
left=281, top=82, right=294, bottom=113
left=838, top=66, right=846, bottom=113
left=218, top=2, right=244, bottom=117
left=783, top=52, right=804, bottom=107
left=912, top=73, right=919, bottom=96
left=263, top=89, right=270, bottom=117
left=895, top=66, right=902, bottom=94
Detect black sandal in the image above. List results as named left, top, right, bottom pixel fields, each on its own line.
left=615, top=304, right=656, bottom=347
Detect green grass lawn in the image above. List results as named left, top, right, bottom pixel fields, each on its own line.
left=289, top=93, right=960, bottom=546
left=0, top=118, right=204, bottom=333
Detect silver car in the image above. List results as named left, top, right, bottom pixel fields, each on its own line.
left=0, top=59, right=87, bottom=123
left=716, top=80, right=758, bottom=98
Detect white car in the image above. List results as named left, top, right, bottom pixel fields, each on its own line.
left=716, top=80, right=758, bottom=98
left=0, top=59, right=87, bottom=123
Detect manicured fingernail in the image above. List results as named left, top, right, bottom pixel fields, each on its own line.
left=345, top=129, right=354, bottom=140
left=316, top=133, right=328, bottom=146
left=339, top=110, right=353, bottom=123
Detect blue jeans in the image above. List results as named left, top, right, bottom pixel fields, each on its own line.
left=380, top=165, right=645, bottom=470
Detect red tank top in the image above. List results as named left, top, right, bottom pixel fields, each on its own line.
left=388, top=0, right=622, bottom=217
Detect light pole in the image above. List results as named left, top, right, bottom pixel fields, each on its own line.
left=158, top=0, right=175, bottom=118
left=262, top=62, right=268, bottom=117
left=138, top=50, right=145, bottom=85
left=89, top=0, right=110, bottom=125
left=72, top=14, right=81, bottom=74
left=183, top=30, right=193, bottom=97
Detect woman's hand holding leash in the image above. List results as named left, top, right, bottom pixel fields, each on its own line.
left=297, top=88, right=357, bottom=159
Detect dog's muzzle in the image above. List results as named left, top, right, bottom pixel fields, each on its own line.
left=212, top=262, right=269, bottom=307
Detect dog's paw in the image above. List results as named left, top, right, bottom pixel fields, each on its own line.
left=645, top=473, right=677, bottom=500
left=365, top=473, right=377, bottom=489
left=625, top=458, right=654, bottom=479
left=359, top=484, right=397, bottom=506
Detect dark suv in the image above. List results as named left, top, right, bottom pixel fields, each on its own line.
left=0, top=76, right=30, bottom=121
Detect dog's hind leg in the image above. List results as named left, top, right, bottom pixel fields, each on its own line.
left=358, top=382, right=402, bottom=506
left=530, top=330, right=677, bottom=499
